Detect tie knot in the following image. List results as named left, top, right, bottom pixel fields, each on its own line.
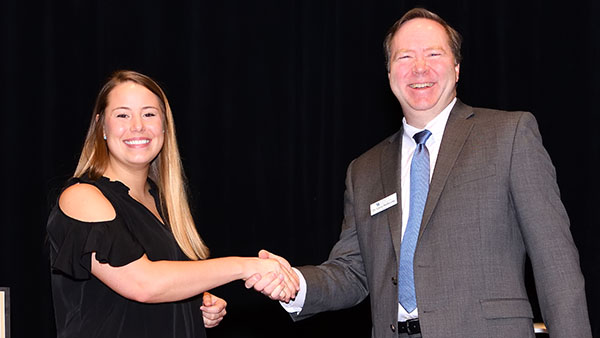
left=413, top=129, right=432, bottom=145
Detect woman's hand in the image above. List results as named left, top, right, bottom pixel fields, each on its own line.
left=200, top=292, right=227, bottom=328
left=244, top=250, right=299, bottom=302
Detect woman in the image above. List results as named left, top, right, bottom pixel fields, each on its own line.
left=47, top=70, right=298, bottom=337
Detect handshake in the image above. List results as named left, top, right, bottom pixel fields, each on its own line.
left=243, top=249, right=299, bottom=303
left=203, top=249, right=298, bottom=328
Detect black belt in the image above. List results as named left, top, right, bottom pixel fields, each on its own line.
left=398, top=318, right=421, bottom=335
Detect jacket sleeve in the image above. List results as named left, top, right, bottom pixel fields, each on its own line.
left=509, top=112, right=592, bottom=337
left=292, top=160, right=369, bottom=320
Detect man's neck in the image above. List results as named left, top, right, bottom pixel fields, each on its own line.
left=404, top=112, right=440, bottom=129
left=403, top=97, right=457, bottom=129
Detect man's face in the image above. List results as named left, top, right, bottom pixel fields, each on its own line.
left=388, top=18, right=460, bottom=124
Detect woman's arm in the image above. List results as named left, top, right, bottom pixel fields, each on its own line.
left=59, top=183, right=299, bottom=303
left=90, top=252, right=291, bottom=303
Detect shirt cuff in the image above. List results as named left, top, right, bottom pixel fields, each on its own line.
left=280, top=267, right=306, bottom=314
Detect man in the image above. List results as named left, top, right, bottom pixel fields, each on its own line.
left=247, top=8, right=591, bottom=338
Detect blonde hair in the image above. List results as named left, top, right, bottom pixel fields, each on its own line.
left=74, top=70, right=209, bottom=260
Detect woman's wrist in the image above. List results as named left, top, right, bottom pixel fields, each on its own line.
left=237, top=256, right=259, bottom=281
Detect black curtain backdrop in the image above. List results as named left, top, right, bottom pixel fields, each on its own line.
left=1, top=1, right=598, bottom=337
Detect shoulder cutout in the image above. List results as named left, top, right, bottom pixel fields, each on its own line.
left=59, top=183, right=116, bottom=222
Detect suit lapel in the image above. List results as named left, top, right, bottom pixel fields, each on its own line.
left=380, top=130, right=403, bottom=262
left=419, top=100, right=475, bottom=237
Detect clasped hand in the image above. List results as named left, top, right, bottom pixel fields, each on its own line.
left=201, top=292, right=227, bottom=328
left=245, top=250, right=299, bottom=302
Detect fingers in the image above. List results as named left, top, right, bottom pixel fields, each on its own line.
left=248, top=271, right=280, bottom=291
left=259, top=249, right=291, bottom=269
left=202, top=312, right=224, bottom=328
left=202, top=292, right=215, bottom=306
left=277, top=269, right=298, bottom=300
left=247, top=271, right=293, bottom=302
left=258, top=250, right=300, bottom=293
left=266, top=279, right=287, bottom=301
left=201, top=292, right=227, bottom=328
left=244, top=273, right=262, bottom=289
left=250, top=249, right=299, bottom=301
left=280, top=265, right=300, bottom=295
left=258, top=249, right=270, bottom=259
left=260, top=273, right=291, bottom=302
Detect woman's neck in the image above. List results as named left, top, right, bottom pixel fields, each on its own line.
left=103, top=163, right=150, bottom=198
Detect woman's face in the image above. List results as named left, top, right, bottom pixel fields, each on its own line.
left=103, top=81, right=165, bottom=172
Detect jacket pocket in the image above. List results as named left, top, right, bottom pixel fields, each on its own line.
left=480, top=298, right=533, bottom=319
left=450, top=164, right=496, bottom=187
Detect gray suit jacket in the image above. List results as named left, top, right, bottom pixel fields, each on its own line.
left=293, top=100, right=591, bottom=338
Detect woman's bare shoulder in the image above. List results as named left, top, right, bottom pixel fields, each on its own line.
left=59, top=182, right=116, bottom=222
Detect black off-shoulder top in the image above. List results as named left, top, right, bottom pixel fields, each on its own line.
left=46, top=175, right=205, bottom=338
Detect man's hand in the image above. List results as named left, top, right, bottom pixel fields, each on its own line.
left=245, top=250, right=299, bottom=302
left=200, top=292, right=227, bottom=328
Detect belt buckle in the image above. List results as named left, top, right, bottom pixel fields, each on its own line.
left=406, top=318, right=420, bottom=335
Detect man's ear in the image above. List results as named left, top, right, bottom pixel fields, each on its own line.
left=455, top=63, right=460, bottom=82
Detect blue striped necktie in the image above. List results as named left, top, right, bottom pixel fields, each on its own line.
left=398, top=129, right=432, bottom=313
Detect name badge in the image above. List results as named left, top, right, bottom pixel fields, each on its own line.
left=370, top=193, right=398, bottom=216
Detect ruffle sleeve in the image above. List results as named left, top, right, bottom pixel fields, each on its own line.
left=47, top=206, right=145, bottom=280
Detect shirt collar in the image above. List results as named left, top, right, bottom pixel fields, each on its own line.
left=402, top=97, right=456, bottom=145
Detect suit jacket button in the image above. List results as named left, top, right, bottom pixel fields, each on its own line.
left=392, top=276, right=398, bottom=285
left=390, top=324, right=396, bottom=332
